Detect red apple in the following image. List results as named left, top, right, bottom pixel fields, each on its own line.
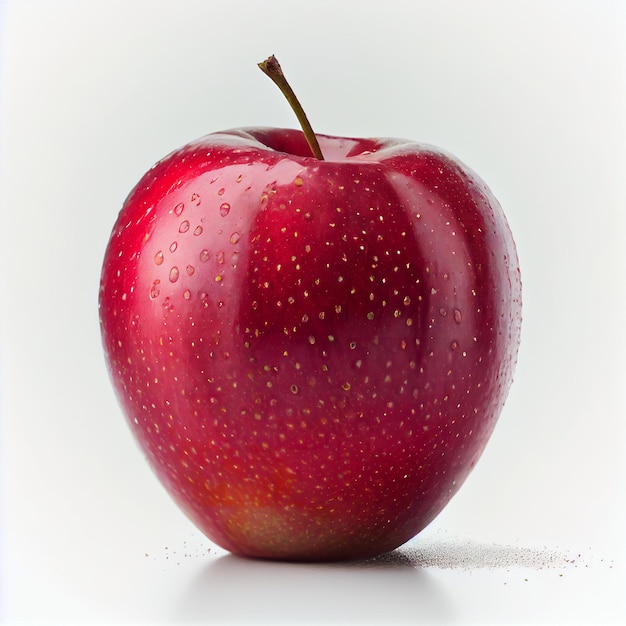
left=99, top=58, right=521, bottom=561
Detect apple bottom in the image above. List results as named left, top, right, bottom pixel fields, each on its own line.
left=144, top=429, right=478, bottom=562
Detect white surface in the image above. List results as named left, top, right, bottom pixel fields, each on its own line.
left=1, top=1, right=625, bottom=624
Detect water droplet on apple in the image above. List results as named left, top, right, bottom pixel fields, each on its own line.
left=454, top=309, right=462, bottom=324
left=218, top=188, right=225, bottom=196
left=186, top=264, right=195, bottom=276
left=183, top=289, right=191, bottom=300
left=149, top=279, right=161, bottom=299
left=173, top=202, right=184, bottom=216
left=194, top=225, right=203, bottom=236
left=154, top=251, right=164, bottom=265
left=217, top=251, right=225, bottom=264
left=169, top=266, right=179, bottom=283
left=199, top=249, right=210, bottom=262
left=220, top=202, right=231, bottom=217
left=290, top=384, right=299, bottom=394
left=230, top=232, right=240, bottom=244
left=450, top=340, right=458, bottom=351
left=169, top=241, right=178, bottom=253
left=141, top=219, right=155, bottom=241
left=179, top=220, right=190, bottom=233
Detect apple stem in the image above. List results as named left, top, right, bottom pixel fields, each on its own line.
left=258, top=55, right=325, bottom=161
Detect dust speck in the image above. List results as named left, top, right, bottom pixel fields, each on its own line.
left=398, top=533, right=594, bottom=573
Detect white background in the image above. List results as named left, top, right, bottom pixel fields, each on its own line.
left=1, top=1, right=625, bottom=624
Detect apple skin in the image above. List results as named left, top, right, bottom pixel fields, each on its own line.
left=99, top=127, right=521, bottom=561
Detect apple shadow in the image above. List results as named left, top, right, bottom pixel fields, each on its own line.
left=173, top=535, right=576, bottom=624
left=174, top=549, right=453, bottom=625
